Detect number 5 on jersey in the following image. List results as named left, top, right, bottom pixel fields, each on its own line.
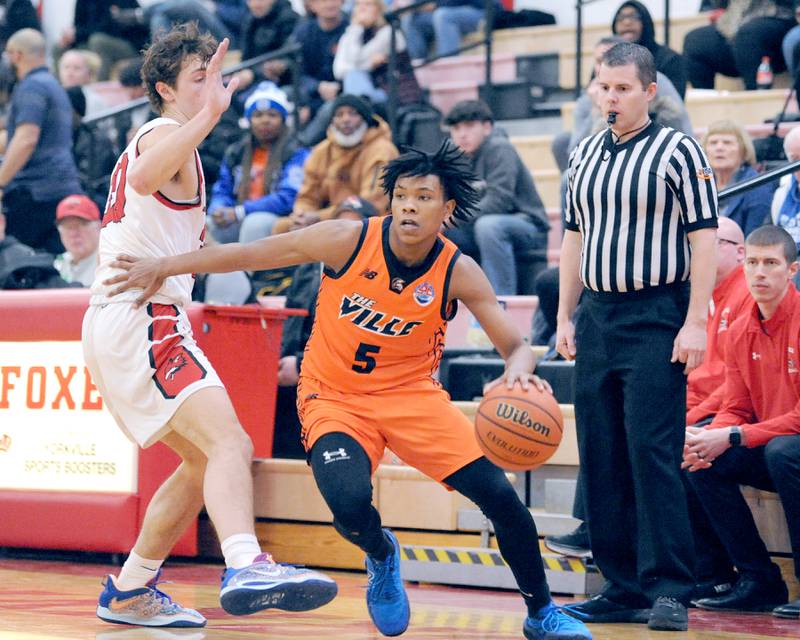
left=353, top=342, right=380, bottom=374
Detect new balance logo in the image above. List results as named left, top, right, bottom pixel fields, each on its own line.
left=322, top=448, right=349, bottom=463
left=361, top=269, right=378, bottom=280
left=752, top=352, right=761, bottom=360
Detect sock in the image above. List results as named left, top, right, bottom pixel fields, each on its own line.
left=116, top=551, right=164, bottom=591
left=367, top=531, right=393, bottom=562
left=221, top=533, right=262, bottom=569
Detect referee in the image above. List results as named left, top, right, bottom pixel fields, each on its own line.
left=557, top=42, right=718, bottom=632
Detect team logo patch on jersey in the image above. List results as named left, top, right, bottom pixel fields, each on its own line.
left=696, top=167, right=713, bottom=180
left=360, top=268, right=378, bottom=279
left=390, top=277, right=406, bottom=293
left=413, top=281, right=435, bottom=306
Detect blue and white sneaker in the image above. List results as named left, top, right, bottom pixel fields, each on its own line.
left=96, top=572, right=206, bottom=627
left=365, top=529, right=410, bottom=636
left=524, top=602, right=593, bottom=640
left=220, top=552, right=337, bottom=615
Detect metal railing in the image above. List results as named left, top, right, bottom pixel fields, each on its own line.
left=718, top=158, right=800, bottom=201
left=384, top=0, right=496, bottom=130
left=79, top=43, right=302, bottom=198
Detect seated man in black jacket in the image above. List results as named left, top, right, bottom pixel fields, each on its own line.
left=0, top=213, right=73, bottom=289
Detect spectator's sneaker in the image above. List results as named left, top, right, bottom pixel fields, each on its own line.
left=690, top=576, right=736, bottom=606
left=96, top=572, right=206, bottom=627
left=365, top=529, right=410, bottom=636
left=648, top=596, right=688, bottom=631
left=523, top=602, right=593, bottom=640
left=562, top=594, right=649, bottom=623
left=220, top=553, right=337, bottom=615
left=543, top=523, right=591, bottom=558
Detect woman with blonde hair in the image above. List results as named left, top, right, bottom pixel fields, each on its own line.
left=702, top=119, right=775, bottom=236
left=333, top=0, right=421, bottom=106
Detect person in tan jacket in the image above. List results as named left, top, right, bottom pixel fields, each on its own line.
left=274, top=94, right=398, bottom=233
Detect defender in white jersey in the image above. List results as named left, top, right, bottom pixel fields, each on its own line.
left=82, top=24, right=336, bottom=629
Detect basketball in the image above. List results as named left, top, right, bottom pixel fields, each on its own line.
left=474, top=384, right=563, bottom=471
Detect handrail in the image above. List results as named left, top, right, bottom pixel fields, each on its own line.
left=385, top=0, right=495, bottom=131
left=718, top=158, right=800, bottom=201
left=78, top=43, right=303, bottom=198
left=82, top=42, right=303, bottom=128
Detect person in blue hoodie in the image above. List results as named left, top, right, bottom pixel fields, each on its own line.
left=207, top=82, right=310, bottom=243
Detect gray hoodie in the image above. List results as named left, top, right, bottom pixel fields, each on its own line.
left=469, top=128, right=550, bottom=233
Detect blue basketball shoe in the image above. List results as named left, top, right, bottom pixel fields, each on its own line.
left=220, top=552, right=338, bottom=615
left=96, top=572, right=206, bottom=627
left=524, top=602, right=593, bottom=640
left=365, top=529, right=410, bottom=636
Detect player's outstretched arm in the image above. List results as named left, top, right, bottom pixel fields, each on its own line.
left=104, top=219, right=362, bottom=306
left=449, top=255, right=551, bottom=393
left=127, top=38, right=240, bottom=196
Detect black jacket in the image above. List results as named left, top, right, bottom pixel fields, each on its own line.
left=241, top=0, right=300, bottom=62
left=612, top=1, right=687, bottom=98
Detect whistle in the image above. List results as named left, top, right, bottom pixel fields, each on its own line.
left=607, top=112, right=617, bottom=125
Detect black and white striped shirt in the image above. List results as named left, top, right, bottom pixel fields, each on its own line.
left=565, top=122, right=718, bottom=293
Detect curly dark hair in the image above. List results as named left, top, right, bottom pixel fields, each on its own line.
left=141, top=22, right=217, bottom=113
left=380, top=140, right=480, bottom=226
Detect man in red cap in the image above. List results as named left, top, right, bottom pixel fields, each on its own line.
left=53, top=194, right=101, bottom=286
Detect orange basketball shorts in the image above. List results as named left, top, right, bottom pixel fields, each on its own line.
left=297, top=376, right=484, bottom=483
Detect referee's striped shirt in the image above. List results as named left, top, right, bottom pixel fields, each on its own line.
left=565, top=122, right=718, bottom=293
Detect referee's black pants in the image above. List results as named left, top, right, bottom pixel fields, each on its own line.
left=574, top=284, right=695, bottom=606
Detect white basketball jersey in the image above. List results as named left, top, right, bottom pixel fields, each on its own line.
left=91, top=117, right=206, bottom=307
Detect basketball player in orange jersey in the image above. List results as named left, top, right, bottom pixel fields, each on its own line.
left=104, top=142, right=593, bottom=640
left=83, top=24, right=336, bottom=628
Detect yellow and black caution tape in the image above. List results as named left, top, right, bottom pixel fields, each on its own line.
left=401, top=546, right=595, bottom=573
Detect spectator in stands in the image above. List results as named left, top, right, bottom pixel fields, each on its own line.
left=274, top=195, right=378, bottom=459
left=552, top=35, right=692, bottom=173
left=58, top=49, right=109, bottom=117
left=117, top=58, right=152, bottom=144
left=0, top=211, right=73, bottom=290
left=233, top=0, right=300, bottom=94
left=401, top=0, right=484, bottom=62
left=274, top=94, right=397, bottom=233
left=445, top=99, right=549, bottom=295
left=770, top=126, right=800, bottom=272
left=333, top=0, right=422, bottom=107
left=109, top=1, right=243, bottom=45
left=781, top=0, right=800, bottom=76
left=703, top=120, right=775, bottom=237
left=612, top=1, right=686, bottom=97
left=291, top=0, right=349, bottom=146
left=207, top=82, right=309, bottom=243
left=0, top=0, right=39, bottom=49
left=59, top=1, right=149, bottom=81
left=686, top=217, right=752, bottom=425
left=0, top=29, right=83, bottom=255
left=53, top=194, right=101, bottom=287
left=683, top=0, right=795, bottom=91
left=685, top=225, right=800, bottom=618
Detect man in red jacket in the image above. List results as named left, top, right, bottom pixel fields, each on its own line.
left=686, top=217, right=752, bottom=425
left=684, top=225, right=800, bottom=618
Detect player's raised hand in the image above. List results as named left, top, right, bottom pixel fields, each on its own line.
left=203, top=38, right=239, bottom=118
left=103, top=254, right=166, bottom=307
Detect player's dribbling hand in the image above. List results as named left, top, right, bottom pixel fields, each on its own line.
left=484, top=372, right=553, bottom=395
left=103, top=254, right=166, bottom=307
left=671, top=320, right=706, bottom=374
left=203, top=38, right=240, bottom=118
left=555, top=320, right=577, bottom=361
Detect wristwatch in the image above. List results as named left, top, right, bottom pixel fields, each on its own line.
left=729, top=426, right=742, bottom=447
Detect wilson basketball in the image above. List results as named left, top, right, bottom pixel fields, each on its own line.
left=475, top=384, right=563, bottom=471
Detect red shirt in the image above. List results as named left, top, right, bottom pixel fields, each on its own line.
left=686, top=266, right=752, bottom=424
left=710, top=284, right=800, bottom=447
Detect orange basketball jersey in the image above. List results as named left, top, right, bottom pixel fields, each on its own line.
left=301, top=216, right=461, bottom=393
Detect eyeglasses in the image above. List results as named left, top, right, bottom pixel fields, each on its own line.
left=615, top=10, right=641, bottom=22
